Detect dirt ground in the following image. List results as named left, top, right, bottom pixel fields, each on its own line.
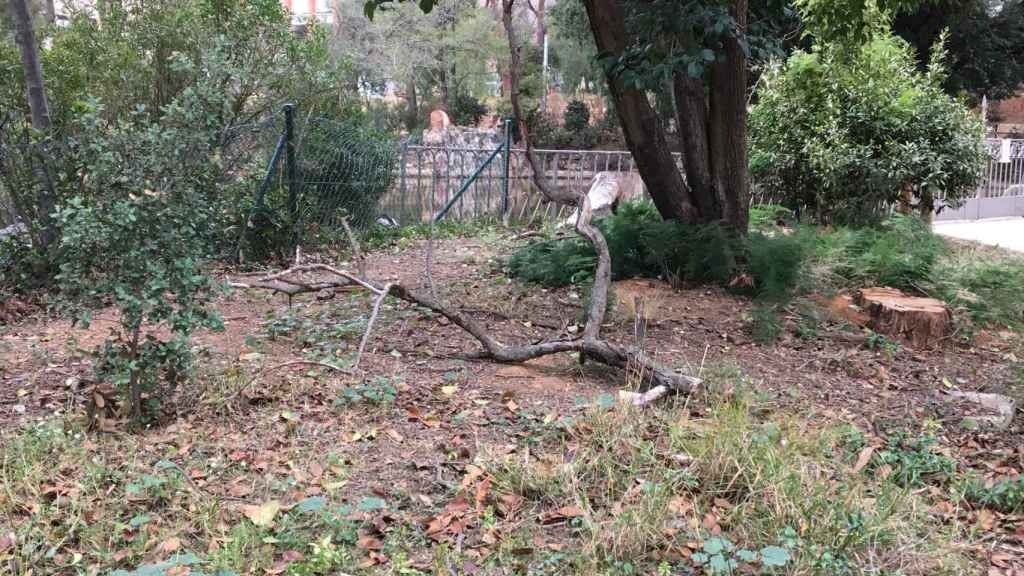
left=1, top=230, right=1022, bottom=574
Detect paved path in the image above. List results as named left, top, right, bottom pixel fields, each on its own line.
left=933, top=217, right=1024, bottom=252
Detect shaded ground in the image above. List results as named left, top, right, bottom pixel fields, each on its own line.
left=1, top=229, right=1022, bottom=575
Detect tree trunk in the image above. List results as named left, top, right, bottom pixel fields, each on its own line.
left=533, top=0, right=546, bottom=47
left=672, top=73, right=719, bottom=220
left=11, top=0, right=59, bottom=250
left=43, top=0, right=56, bottom=23
left=12, top=0, right=52, bottom=131
left=581, top=0, right=699, bottom=223
left=707, top=0, right=749, bottom=235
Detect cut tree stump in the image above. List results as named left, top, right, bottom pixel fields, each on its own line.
left=854, top=287, right=951, bottom=348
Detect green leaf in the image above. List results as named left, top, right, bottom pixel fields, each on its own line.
left=129, top=514, right=151, bottom=528
left=760, top=545, right=791, bottom=567
left=737, top=549, right=758, bottom=562
left=296, top=496, right=326, bottom=513
left=703, top=537, right=730, bottom=554
left=357, top=496, right=387, bottom=511
left=109, top=552, right=201, bottom=576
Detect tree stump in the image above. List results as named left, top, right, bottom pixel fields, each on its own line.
left=854, top=287, right=951, bottom=348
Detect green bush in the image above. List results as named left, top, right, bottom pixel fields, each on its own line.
left=298, top=119, right=399, bottom=232
left=52, top=89, right=229, bottom=425
left=450, top=93, right=489, bottom=127
left=563, top=99, right=591, bottom=133
left=507, top=201, right=799, bottom=300
left=749, top=33, right=987, bottom=224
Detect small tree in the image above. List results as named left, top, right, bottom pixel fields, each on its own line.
left=749, top=32, right=987, bottom=224
left=55, top=90, right=226, bottom=425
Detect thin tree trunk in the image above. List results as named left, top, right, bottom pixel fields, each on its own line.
left=533, top=0, right=546, bottom=47
left=707, top=0, right=749, bottom=235
left=11, top=0, right=59, bottom=250
left=12, top=0, right=52, bottom=131
left=580, top=0, right=699, bottom=223
left=406, top=71, right=419, bottom=131
left=503, top=0, right=575, bottom=204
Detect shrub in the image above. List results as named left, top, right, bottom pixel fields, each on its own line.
left=297, top=119, right=399, bottom=233
left=54, top=94, right=227, bottom=425
left=749, top=33, right=987, bottom=225
left=450, top=93, right=489, bottom=127
left=507, top=201, right=800, bottom=300
left=563, top=99, right=591, bottom=133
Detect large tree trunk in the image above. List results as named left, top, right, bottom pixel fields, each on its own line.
left=581, top=0, right=751, bottom=233
left=707, top=0, right=749, bottom=235
left=581, top=0, right=699, bottom=223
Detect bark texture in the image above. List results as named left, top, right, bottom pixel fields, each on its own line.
left=854, top=287, right=951, bottom=348
left=581, top=0, right=751, bottom=233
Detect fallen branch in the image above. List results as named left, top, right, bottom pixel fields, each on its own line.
left=353, top=282, right=394, bottom=371
left=230, top=4, right=702, bottom=396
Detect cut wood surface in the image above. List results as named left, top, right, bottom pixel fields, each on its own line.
left=854, top=287, right=951, bottom=348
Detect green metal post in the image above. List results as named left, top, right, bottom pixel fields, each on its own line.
left=501, top=118, right=512, bottom=217
left=283, top=103, right=298, bottom=249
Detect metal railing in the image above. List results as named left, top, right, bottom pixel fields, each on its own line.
left=380, top=145, right=685, bottom=225
left=381, top=138, right=1024, bottom=225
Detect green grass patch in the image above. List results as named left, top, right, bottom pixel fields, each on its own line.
left=488, top=391, right=974, bottom=575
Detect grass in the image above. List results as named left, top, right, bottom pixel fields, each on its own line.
left=488, top=388, right=975, bottom=575
left=507, top=201, right=1024, bottom=336
left=0, top=417, right=389, bottom=575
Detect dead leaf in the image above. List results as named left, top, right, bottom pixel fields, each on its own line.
left=356, top=535, right=384, bottom=551
left=461, top=464, right=485, bottom=488
left=160, top=537, right=181, bottom=553
left=668, top=496, right=693, bottom=516
left=498, top=494, right=523, bottom=518
left=977, top=509, right=996, bottom=531
left=474, top=477, right=491, bottom=510
left=0, top=533, right=14, bottom=553
left=538, top=505, right=583, bottom=524
left=241, top=500, right=281, bottom=527
left=385, top=428, right=404, bottom=442
left=852, top=446, right=875, bottom=474
left=227, top=481, right=253, bottom=498
left=165, top=567, right=190, bottom=576
left=282, top=550, right=304, bottom=562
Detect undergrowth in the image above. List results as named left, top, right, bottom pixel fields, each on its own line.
left=489, top=388, right=974, bottom=575
left=507, top=201, right=1024, bottom=332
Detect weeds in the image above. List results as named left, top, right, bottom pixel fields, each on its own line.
left=490, top=392, right=971, bottom=574
left=333, top=376, right=399, bottom=409
left=964, top=476, right=1024, bottom=513
left=872, top=432, right=957, bottom=488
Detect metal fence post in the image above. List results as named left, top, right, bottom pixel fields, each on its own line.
left=501, top=118, right=512, bottom=219
left=398, top=139, right=408, bottom=223
left=283, top=103, right=298, bottom=249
